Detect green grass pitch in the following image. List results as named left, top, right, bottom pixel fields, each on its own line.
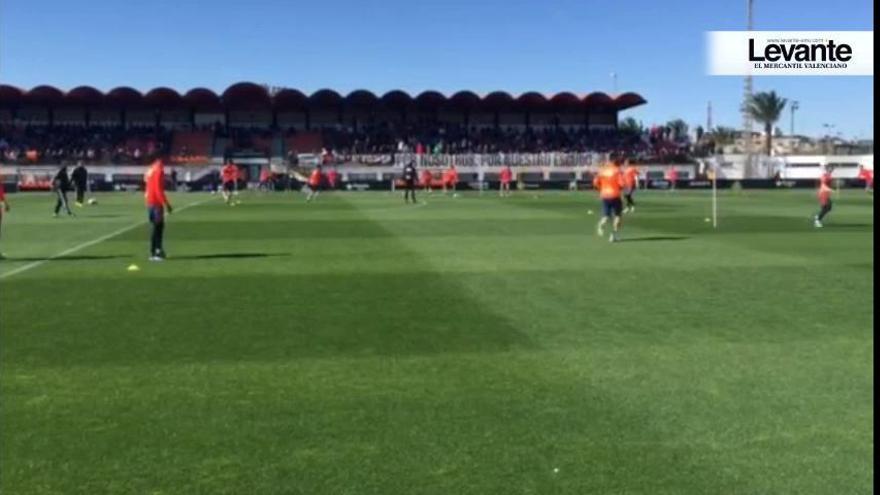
left=0, top=188, right=873, bottom=494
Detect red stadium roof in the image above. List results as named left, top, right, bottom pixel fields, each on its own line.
left=183, top=88, right=223, bottom=112
left=66, top=86, right=104, bottom=107
left=0, top=85, right=24, bottom=107
left=106, top=87, right=144, bottom=108
left=0, top=83, right=647, bottom=112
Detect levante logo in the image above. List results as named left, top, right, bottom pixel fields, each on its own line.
left=748, top=38, right=852, bottom=69
left=707, top=31, right=873, bottom=76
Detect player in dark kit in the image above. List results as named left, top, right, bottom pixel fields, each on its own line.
left=71, top=161, right=88, bottom=206
left=402, top=161, right=418, bottom=204
left=52, top=165, right=74, bottom=217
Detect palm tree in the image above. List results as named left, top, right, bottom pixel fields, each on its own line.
left=712, top=126, right=738, bottom=146
left=745, top=91, right=787, bottom=155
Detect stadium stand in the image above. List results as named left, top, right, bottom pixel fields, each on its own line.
left=0, top=83, right=682, bottom=165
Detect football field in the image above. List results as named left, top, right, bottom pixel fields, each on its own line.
left=0, top=188, right=873, bottom=494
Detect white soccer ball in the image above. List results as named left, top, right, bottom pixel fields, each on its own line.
left=87, top=198, right=98, bottom=205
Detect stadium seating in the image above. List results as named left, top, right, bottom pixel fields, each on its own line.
left=169, top=130, right=213, bottom=164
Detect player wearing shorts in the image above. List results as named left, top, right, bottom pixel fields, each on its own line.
left=259, top=167, right=273, bottom=192
left=327, top=168, right=339, bottom=190
left=443, top=165, right=459, bottom=196
left=144, top=159, right=173, bottom=260
left=499, top=165, right=513, bottom=197
left=220, top=161, right=238, bottom=205
left=593, top=160, right=625, bottom=242
left=421, top=169, right=434, bottom=193
left=622, top=160, right=639, bottom=213
left=0, top=179, right=10, bottom=259
left=306, top=165, right=323, bottom=202
left=857, top=165, right=873, bottom=194
left=665, top=167, right=678, bottom=192
left=814, top=182, right=833, bottom=228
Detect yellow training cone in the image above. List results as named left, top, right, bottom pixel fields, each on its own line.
left=127, top=264, right=140, bottom=272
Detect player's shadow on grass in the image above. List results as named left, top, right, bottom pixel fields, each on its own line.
left=826, top=223, right=872, bottom=229
left=171, top=253, right=290, bottom=260
left=8, top=254, right=129, bottom=261
left=618, top=235, right=689, bottom=243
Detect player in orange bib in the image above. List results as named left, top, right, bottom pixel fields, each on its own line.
left=621, top=159, right=640, bottom=213
left=306, top=165, right=323, bottom=202
left=421, top=169, right=434, bottom=194
left=499, top=165, right=513, bottom=197
left=220, top=161, right=239, bottom=205
left=592, top=159, right=626, bottom=242
left=0, top=177, right=10, bottom=259
left=857, top=165, right=873, bottom=194
left=259, top=167, right=273, bottom=192
left=443, top=165, right=459, bottom=196
left=665, top=167, right=678, bottom=192
left=144, top=159, right=173, bottom=260
left=814, top=181, right=834, bottom=228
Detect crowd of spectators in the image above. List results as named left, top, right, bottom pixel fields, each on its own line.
left=306, top=123, right=693, bottom=164
left=1, top=121, right=695, bottom=166
left=0, top=125, right=171, bottom=165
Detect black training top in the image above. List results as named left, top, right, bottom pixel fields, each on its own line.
left=54, top=168, right=71, bottom=191
left=403, top=164, right=417, bottom=183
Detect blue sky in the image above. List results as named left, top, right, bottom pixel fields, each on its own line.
left=0, top=0, right=873, bottom=138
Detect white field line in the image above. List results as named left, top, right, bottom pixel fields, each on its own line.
left=0, top=197, right=212, bottom=280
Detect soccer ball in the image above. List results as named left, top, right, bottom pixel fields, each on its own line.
left=87, top=198, right=98, bottom=205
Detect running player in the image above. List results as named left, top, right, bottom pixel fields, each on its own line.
left=421, top=168, right=434, bottom=194
left=814, top=180, right=833, bottom=228
left=593, top=159, right=625, bottom=242
left=306, top=165, right=323, bottom=202
left=402, top=161, right=418, bottom=204
left=622, top=159, right=639, bottom=213
left=857, top=165, right=873, bottom=194
left=665, top=167, right=678, bottom=192
left=220, top=160, right=238, bottom=205
left=499, top=165, right=513, bottom=197
left=327, top=168, right=339, bottom=190
left=144, top=159, right=173, bottom=260
left=71, top=161, right=88, bottom=207
left=0, top=177, right=9, bottom=259
left=820, top=165, right=833, bottom=186
left=259, top=167, right=273, bottom=192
